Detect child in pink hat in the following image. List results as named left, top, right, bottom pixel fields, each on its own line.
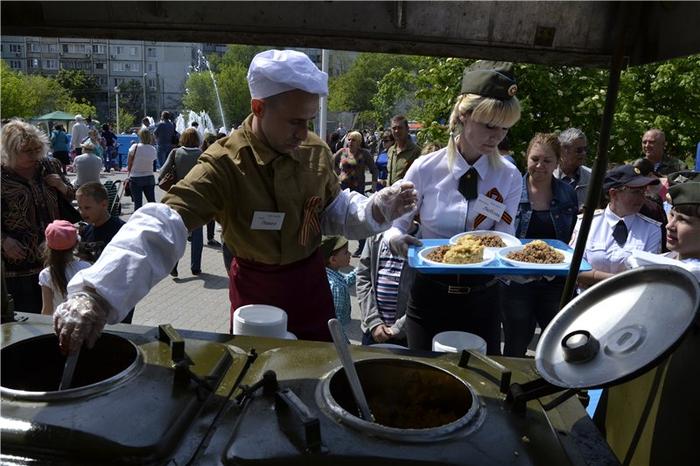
left=39, top=220, right=91, bottom=315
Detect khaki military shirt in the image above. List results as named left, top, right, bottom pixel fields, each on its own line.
left=387, top=139, right=422, bottom=185
left=163, top=115, right=341, bottom=265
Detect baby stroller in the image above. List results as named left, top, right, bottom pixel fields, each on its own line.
left=104, top=180, right=124, bottom=218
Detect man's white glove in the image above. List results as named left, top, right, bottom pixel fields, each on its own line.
left=389, top=234, right=423, bottom=258
left=53, top=290, right=110, bottom=354
left=371, top=180, right=418, bottom=223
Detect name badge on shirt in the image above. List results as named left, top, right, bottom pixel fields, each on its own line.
left=474, top=193, right=506, bottom=222
left=251, top=211, right=285, bottom=230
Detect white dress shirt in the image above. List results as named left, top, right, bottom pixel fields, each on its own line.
left=385, top=147, right=522, bottom=240
left=570, top=206, right=662, bottom=274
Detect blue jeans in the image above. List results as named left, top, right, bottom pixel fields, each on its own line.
left=156, top=144, right=172, bottom=169
left=129, top=175, right=156, bottom=211
left=173, top=226, right=203, bottom=273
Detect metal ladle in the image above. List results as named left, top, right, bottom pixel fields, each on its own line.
left=327, top=319, right=374, bottom=422
left=58, top=348, right=80, bottom=390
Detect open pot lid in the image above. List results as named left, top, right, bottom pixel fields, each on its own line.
left=536, top=265, right=700, bottom=389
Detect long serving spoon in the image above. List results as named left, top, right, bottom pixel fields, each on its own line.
left=58, top=348, right=81, bottom=391
left=327, top=319, right=375, bottom=422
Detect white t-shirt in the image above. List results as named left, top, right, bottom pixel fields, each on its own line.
left=39, top=259, right=92, bottom=313
left=128, top=143, right=157, bottom=177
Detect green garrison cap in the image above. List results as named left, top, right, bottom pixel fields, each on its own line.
left=319, top=235, right=349, bottom=261
left=669, top=181, right=700, bottom=206
left=460, top=60, right=518, bottom=100
left=666, top=171, right=700, bottom=186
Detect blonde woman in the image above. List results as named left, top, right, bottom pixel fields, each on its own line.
left=1, top=120, right=76, bottom=313
left=333, top=130, right=378, bottom=194
left=384, top=61, right=522, bottom=354
left=127, top=128, right=158, bottom=211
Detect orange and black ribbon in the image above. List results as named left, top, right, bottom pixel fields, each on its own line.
left=299, top=196, right=322, bottom=246
left=473, top=187, right=512, bottom=230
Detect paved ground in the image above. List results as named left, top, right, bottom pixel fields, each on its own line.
left=77, top=170, right=367, bottom=344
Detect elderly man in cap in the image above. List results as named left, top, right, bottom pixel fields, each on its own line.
left=570, top=164, right=662, bottom=289
left=70, top=114, right=89, bottom=156
left=53, top=49, right=418, bottom=353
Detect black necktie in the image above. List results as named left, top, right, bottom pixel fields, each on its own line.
left=613, top=220, right=628, bottom=246
left=459, top=167, right=479, bottom=200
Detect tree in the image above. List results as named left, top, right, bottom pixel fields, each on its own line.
left=182, top=72, right=219, bottom=125
left=328, top=53, right=417, bottom=122
left=218, top=62, right=250, bottom=128
left=0, top=60, right=96, bottom=120
left=54, top=69, right=101, bottom=105
left=117, top=80, right=145, bottom=119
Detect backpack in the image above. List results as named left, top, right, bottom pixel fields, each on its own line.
left=104, top=180, right=122, bottom=217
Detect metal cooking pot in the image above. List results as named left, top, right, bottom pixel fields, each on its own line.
left=1, top=332, right=142, bottom=401
left=316, top=358, right=484, bottom=442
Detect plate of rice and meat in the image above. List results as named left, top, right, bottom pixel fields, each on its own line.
left=419, top=238, right=496, bottom=267
left=497, top=240, right=572, bottom=269
left=449, top=230, right=521, bottom=248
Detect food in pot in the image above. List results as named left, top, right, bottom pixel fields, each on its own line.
left=443, top=239, right=484, bottom=264
left=457, top=234, right=506, bottom=248
left=506, top=240, right=564, bottom=264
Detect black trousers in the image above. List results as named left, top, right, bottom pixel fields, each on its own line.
left=405, top=273, right=501, bottom=355
left=499, top=279, right=564, bottom=357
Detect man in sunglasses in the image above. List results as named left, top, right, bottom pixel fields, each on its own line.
left=554, top=127, right=591, bottom=210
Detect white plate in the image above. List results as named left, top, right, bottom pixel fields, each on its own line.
left=419, top=246, right=496, bottom=267
left=497, top=245, right=572, bottom=269
left=449, top=230, right=521, bottom=248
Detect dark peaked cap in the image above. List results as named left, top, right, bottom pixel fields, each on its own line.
left=669, top=181, right=700, bottom=206
left=461, top=60, right=518, bottom=100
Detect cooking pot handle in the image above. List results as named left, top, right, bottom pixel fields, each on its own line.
left=458, top=349, right=512, bottom=394
left=275, top=388, right=324, bottom=454
left=158, top=324, right=185, bottom=363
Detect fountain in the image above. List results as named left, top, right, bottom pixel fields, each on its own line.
left=192, top=49, right=227, bottom=133
left=175, top=111, right=218, bottom=140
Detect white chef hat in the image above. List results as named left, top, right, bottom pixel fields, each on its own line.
left=247, top=49, right=328, bottom=99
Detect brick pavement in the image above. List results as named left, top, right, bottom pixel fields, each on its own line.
left=82, top=171, right=366, bottom=343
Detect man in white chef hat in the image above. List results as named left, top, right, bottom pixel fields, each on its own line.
left=54, top=49, right=418, bottom=353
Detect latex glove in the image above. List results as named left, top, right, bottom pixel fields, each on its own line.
left=53, top=290, right=109, bottom=354
left=389, top=234, right=423, bottom=258
left=371, top=180, right=418, bottom=223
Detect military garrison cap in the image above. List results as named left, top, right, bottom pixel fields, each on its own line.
left=461, top=61, right=518, bottom=100
left=669, top=181, right=700, bottom=206
left=320, top=235, right=349, bottom=261
left=666, top=170, right=700, bottom=186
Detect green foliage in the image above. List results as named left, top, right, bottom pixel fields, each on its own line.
left=328, top=53, right=417, bottom=114
left=54, top=69, right=100, bottom=105
left=1, top=61, right=98, bottom=120
left=183, top=72, right=218, bottom=124
left=338, top=54, right=699, bottom=166
left=218, top=62, right=250, bottom=127
left=116, top=108, right=136, bottom=133
left=117, top=80, right=144, bottom=119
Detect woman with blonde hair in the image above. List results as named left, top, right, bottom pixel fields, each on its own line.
left=384, top=61, right=523, bottom=354
left=333, top=130, right=378, bottom=194
left=1, top=120, right=76, bottom=312
left=127, top=127, right=158, bottom=211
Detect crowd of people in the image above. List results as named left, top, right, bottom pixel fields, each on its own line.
left=1, top=50, right=698, bottom=365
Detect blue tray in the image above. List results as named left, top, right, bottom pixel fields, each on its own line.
left=408, top=238, right=592, bottom=276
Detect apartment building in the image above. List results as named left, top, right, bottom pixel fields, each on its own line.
left=1, top=36, right=198, bottom=122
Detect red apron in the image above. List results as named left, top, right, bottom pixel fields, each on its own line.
left=228, top=249, right=334, bottom=341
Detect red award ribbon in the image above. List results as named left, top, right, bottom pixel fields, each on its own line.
left=473, top=188, right=512, bottom=229
left=299, top=196, right=322, bottom=246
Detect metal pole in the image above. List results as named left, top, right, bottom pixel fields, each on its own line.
left=319, top=49, right=329, bottom=141
left=560, top=3, right=633, bottom=308
left=114, top=87, right=120, bottom=134
left=143, top=73, right=147, bottom=118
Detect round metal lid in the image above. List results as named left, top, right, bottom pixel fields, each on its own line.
left=536, top=265, right=700, bottom=389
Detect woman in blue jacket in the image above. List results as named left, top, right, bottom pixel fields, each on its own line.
left=500, top=132, right=578, bottom=356
left=50, top=124, right=70, bottom=174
